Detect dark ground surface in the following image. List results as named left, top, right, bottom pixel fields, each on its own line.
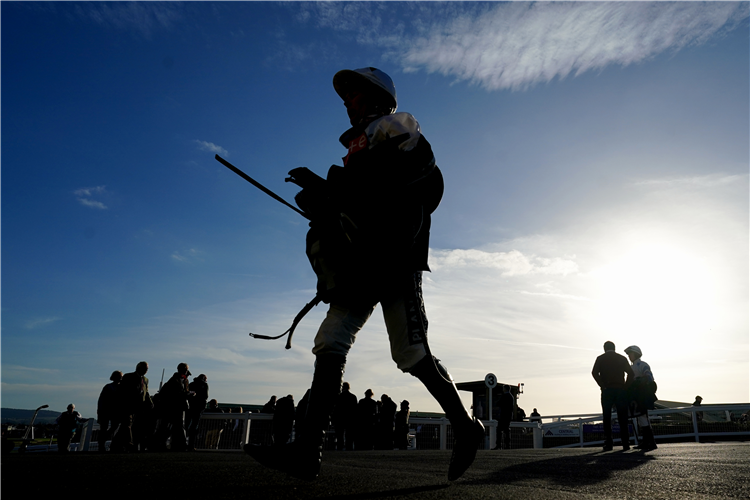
left=3, top=443, right=749, bottom=499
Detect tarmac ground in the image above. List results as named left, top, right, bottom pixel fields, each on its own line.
left=3, top=442, right=749, bottom=499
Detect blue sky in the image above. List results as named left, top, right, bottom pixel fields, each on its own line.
left=2, top=2, right=748, bottom=419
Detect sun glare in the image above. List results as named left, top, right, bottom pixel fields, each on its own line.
left=592, top=244, right=717, bottom=347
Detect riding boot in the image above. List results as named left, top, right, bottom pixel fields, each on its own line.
left=245, top=353, right=345, bottom=481
left=294, top=353, right=346, bottom=479
left=409, top=355, right=485, bottom=481
left=639, top=425, right=657, bottom=452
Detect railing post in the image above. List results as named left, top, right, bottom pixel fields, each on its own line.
left=533, top=423, right=543, bottom=449
left=242, top=414, right=251, bottom=447
left=579, top=418, right=584, bottom=447
left=692, top=410, right=700, bottom=442
left=440, top=418, right=448, bottom=451
left=79, top=418, right=95, bottom=452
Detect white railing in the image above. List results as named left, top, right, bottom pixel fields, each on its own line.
left=527, top=404, right=750, bottom=449
left=52, top=403, right=750, bottom=452
left=404, top=417, right=498, bottom=450
left=194, top=413, right=499, bottom=452
left=197, top=412, right=272, bottom=451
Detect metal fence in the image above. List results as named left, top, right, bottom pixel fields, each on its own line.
left=62, top=403, right=750, bottom=452
left=407, top=417, right=498, bottom=450
left=527, top=404, right=750, bottom=449
left=194, top=414, right=500, bottom=452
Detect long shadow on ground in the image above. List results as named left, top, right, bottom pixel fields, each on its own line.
left=466, top=449, right=655, bottom=488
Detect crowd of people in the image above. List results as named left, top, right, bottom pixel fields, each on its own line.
left=49, top=339, right=730, bottom=456
left=256, top=384, right=413, bottom=451
left=47, top=348, right=742, bottom=456
left=92, top=361, right=210, bottom=453
left=52, top=357, right=535, bottom=454
left=57, top=360, right=415, bottom=453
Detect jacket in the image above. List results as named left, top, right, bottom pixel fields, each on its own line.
left=592, top=351, right=634, bottom=390
left=159, top=373, right=190, bottom=412
left=299, top=112, right=443, bottom=307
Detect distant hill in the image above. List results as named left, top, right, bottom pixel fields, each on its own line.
left=1, top=408, right=62, bottom=425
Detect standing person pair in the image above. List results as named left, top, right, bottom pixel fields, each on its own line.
left=592, top=342, right=658, bottom=452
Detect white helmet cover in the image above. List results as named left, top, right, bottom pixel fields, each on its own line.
left=624, top=345, right=642, bottom=358
left=333, top=67, right=398, bottom=113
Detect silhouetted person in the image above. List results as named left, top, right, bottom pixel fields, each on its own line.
left=377, top=394, right=397, bottom=450
left=113, top=361, right=151, bottom=452
left=97, top=370, right=123, bottom=452
left=516, top=406, right=526, bottom=421
left=529, top=408, right=541, bottom=424
left=356, top=389, right=378, bottom=450
left=394, top=400, right=411, bottom=450
left=592, top=341, right=634, bottom=451
left=294, top=389, right=311, bottom=444
left=273, top=395, right=296, bottom=446
left=244, top=66, right=482, bottom=482
left=693, top=395, right=704, bottom=422
left=261, top=395, right=277, bottom=414
left=186, top=373, right=209, bottom=451
left=257, top=396, right=277, bottom=445
left=497, top=385, right=514, bottom=449
left=625, top=345, right=658, bottom=452
left=156, top=362, right=191, bottom=451
left=56, top=404, right=84, bottom=453
left=203, top=399, right=224, bottom=449
left=332, top=382, right=357, bottom=451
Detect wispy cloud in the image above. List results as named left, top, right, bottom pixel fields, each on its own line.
left=77, top=198, right=107, bottom=210
left=8, top=0, right=191, bottom=39
left=634, top=173, right=747, bottom=190
left=299, top=2, right=748, bottom=91
left=196, top=347, right=250, bottom=366
left=24, top=317, right=62, bottom=330
left=69, top=2, right=185, bottom=39
left=195, top=140, right=228, bottom=157
left=2, top=365, right=60, bottom=375
left=171, top=248, right=203, bottom=263
left=459, top=337, right=598, bottom=352
left=401, top=2, right=748, bottom=90
left=73, top=186, right=106, bottom=197
left=430, top=248, right=578, bottom=276
left=74, top=186, right=108, bottom=210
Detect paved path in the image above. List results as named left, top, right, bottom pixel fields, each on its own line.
left=3, top=443, right=749, bottom=498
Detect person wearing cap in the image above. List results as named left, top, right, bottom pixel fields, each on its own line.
left=155, top=362, right=191, bottom=451
left=394, top=400, right=411, bottom=450
left=355, top=388, right=378, bottom=451
left=592, top=341, right=634, bottom=451
left=692, top=395, right=704, bottom=422
left=246, top=67, right=484, bottom=481
left=624, top=345, right=658, bottom=452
